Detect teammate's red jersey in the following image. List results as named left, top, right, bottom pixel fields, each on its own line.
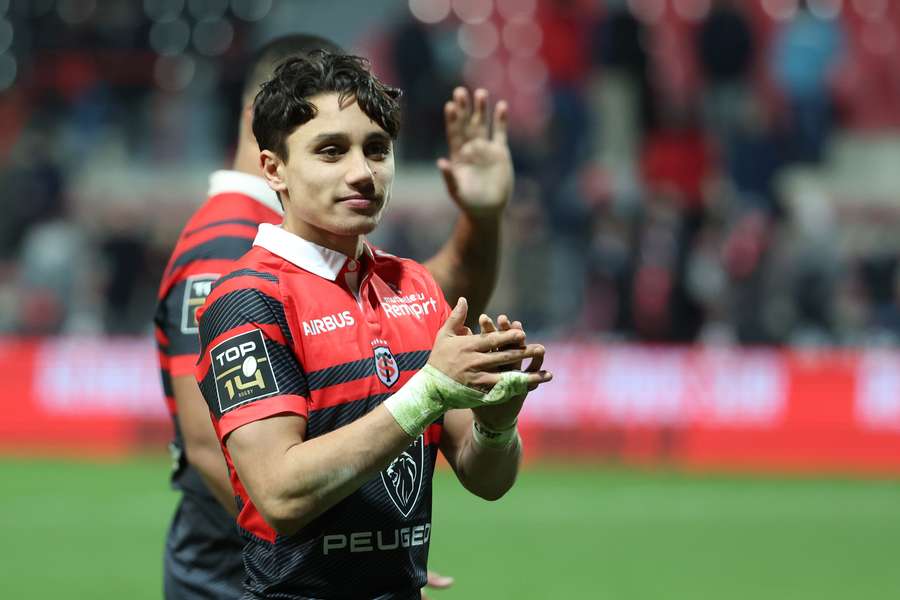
left=195, top=223, right=450, bottom=599
left=154, top=170, right=282, bottom=496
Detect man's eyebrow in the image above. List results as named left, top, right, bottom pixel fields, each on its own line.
left=309, top=132, right=349, bottom=145
left=365, top=131, right=391, bottom=143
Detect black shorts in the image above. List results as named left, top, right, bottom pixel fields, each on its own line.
left=164, top=491, right=245, bottom=600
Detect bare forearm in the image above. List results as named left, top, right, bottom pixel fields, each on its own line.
left=425, top=214, right=501, bottom=318
left=189, top=446, right=238, bottom=516
left=453, top=423, right=521, bottom=501
left=234, top=407, right=414, bottom=534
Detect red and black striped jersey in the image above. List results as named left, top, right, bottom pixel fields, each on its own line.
left=154, top=170, right=282, bottom=495
left=195, top=223, right=450, bottom=599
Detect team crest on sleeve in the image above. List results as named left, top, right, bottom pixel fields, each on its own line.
left=373, top=345, right=399, bottom=388
left=181, top=274, right=220, bottom=333
left=210, top=329, right=279, bottom=413
left=381, top=434, right=424, bottom=518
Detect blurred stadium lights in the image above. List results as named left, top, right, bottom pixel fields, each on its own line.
left=408, top=0, right=450, bottom=25
left=862, top=21, right=895, bottom=55
left=231, top=0, right=271, bottom=22
left=144, top=0, right=185, bottom=23
left=149, top=18, right=190, bottom=57
left=762, top=0, right=799, bottom=21
left=496, top=0, right=535, bottom=21
left=628, top=0, right=666, bottom=25
left=188, top=0, right=227, bottom=20
left=508, top=55, right=547, bottom=93
left=852, top=0, right=887, bottom=20
left=809, top=0, right=843, bottom=19
left=502, top=19, right=541, bottom=57
left=57, top=0, right=96, bottom=25
left=153, top=53, right=194, bottom=91
left=673, top=0, right=711, bottom=23
left=0, top=18, right=12, bottom=53
left=0, top=52, right=16, bottom=91
left=452, top=0, right=492, bottom=25
left=192, top=17, right=233, bottom=56
left=462, top=55, right=504, bottom=90
left=458, top=21, right=498, bottom=59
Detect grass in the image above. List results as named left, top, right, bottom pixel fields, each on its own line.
left=1, top=456, right=899, bottom=599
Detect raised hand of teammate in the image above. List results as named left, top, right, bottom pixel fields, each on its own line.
left=469, top=312, right=545, bottom=432
left=427, top=297, right=550, bottom=392
left=437, top=87, right=513, bottom=219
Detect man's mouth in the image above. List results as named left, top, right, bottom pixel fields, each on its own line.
left=337, top=194, right=379, bottom=209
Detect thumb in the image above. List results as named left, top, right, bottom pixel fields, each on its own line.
left=437, top=157, right=461, bottom=206
left=439, top=297, right=469, bottom=336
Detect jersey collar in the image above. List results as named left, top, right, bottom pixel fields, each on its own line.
left=253, top=223, right=373, bottom=281
left=208, top=170, right=283, bottom=215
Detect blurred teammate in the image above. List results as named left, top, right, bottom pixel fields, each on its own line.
left=155, top=35, right=510, bottom=599
left=193, top=50, right=550, bottom=599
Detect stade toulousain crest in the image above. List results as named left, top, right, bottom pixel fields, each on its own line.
left=373, top=345, right=399, bottom=388
left=381, top=434, right=424, bottom=518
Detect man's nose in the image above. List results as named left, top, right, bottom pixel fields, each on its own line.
left=345, top=148, right=374, bottom=188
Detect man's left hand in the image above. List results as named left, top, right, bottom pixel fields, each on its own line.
left=437, top=87, right=513, bottom=220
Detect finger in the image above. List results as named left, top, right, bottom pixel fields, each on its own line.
left=472, top=328, right=525, bottom=352
left=478, top=344, right=544, bottom=369
left=444, top=101, right=464, bottom=158
left=439, top=297, right=469, bottom=336
left=524, top=345, right=545, bottom=372
left=436, top=157, right=461, bottom=205
left=453, top=86, right=471, bottom=125
left=496, top=314, right=512, bottom=332
left=426, top=571, right=454, bottom=589
left=478, top=313, right=497, bottom=335
left=473, top=369, right=552, bottom=388
left=511, top=320, right=523, bottom=330
left=492, top=99, right=508, bottom=146
left=470, top=88, right=489, bottom=139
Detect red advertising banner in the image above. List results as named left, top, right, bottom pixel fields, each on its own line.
left=1, top=337, right=899, bottom=473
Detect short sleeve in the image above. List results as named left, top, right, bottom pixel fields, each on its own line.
left=156, top=273, right=221, bottom=376
left=195, top=284, right=309, bottom=440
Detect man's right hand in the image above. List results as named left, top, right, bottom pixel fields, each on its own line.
left=427, top=297, right=551, bottom=392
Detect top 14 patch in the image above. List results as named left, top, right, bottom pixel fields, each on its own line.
left=210, top=329, right=279, bottom=413
left=181, top=274, right=220, bottom=334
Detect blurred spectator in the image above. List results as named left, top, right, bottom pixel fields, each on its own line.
left=695, top=0, right=756, bottom=144
left=770, top=0, right=846, bottom=163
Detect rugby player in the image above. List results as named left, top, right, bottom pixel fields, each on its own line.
left=155, top=35, right=511, bottom=599
left=192, top=50, right=550, bottom=598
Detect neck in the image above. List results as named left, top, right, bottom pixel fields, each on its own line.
left=283, top=214, right=364, bottom=259
left=232, top=137, right=262, bottom=176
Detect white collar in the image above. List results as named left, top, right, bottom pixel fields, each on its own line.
left=253, top=223, right=357, bottom=281
left=208, top=170, right=283, bottom=215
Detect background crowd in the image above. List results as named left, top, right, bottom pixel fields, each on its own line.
left=2, top=0, right=900, bottom=347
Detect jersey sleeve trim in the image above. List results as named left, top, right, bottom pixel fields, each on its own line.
left=217, top=395, right=309, bottom=440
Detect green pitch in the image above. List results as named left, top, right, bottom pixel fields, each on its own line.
left=1, top=456, right=899, bottom=599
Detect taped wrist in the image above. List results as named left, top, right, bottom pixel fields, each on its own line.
left=383, top=366, right=532, bottom=438
left=383, top=365, right=482, bottom=437
left=472, top=419, right=520, bottom=449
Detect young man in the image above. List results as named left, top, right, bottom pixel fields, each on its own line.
left=193, top=51, right=551, bottom=598
left=155, top=35, right=513, bottom=599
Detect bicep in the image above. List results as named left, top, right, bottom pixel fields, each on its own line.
left=226, top=414, right=308, bottom=505
left=438, top=409, right=473, bottom=474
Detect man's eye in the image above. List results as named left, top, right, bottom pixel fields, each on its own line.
left=319, top=146, right=343, bottom=158
left=366, top=144, right=390, bottom=159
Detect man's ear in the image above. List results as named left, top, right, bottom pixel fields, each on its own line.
left=260, top=150, right=288, bottom=196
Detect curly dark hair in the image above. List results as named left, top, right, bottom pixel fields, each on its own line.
left=252, top=51, right=402, bottom=161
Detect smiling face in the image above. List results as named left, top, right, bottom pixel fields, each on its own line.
left=260, top=92, right=395, bottom=258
